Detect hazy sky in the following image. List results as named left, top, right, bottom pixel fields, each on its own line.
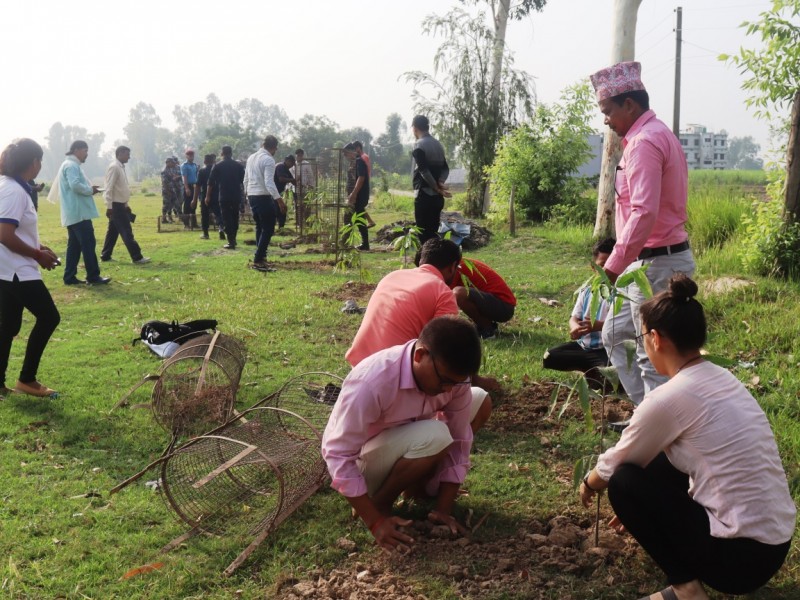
left=0, top=0, right=779, bottom=159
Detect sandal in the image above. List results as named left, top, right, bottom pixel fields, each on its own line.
left=638, top=587, right=678, bottom=600
left=15, top=380, right=58, bottom=398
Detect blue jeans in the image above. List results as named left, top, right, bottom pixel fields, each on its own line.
left=249, top=195, right=276, bottom=262
left=64, top=219, right=101, bottom=282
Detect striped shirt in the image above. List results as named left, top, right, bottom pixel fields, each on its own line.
left=572, top=286, right=609, bottom=350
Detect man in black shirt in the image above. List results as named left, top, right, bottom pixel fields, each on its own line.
left=274, top=155, right=296, bottom=230
left=343, top=142, right=370, bottom=250
left=193, top=154, right=224, bottom=240
left=411, top=115, right=450, bottom=245
left=206, top=146, right=245, bottom=249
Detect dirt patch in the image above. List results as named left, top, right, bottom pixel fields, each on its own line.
left=491, top=381, right=632, bottom=436
left=313, top=281, right=376, bottom=303
left=374, top=216, right=492, bottom=251
left=276, top=514, right=641, bottom=600
left=701, top=276, right=754, bottom=296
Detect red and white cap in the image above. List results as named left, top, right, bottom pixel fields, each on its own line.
left=589, top=61, right=646, bottom=102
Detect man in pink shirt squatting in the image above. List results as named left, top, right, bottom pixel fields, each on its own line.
left=323, top=316, right=481, bottom=553
left=590, top=61, right=695, bottom=409
left=346, top=237, right=493, bottom=432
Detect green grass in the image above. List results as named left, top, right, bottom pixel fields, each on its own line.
left=0, top=185, right=797, bottom=599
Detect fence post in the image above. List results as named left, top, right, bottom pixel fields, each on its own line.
left=509, top=185, right=516, bottom=237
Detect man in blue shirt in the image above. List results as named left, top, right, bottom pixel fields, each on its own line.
left=57, top=141, right=110, bottom=285
left=181, top=148, right=199, bottom=229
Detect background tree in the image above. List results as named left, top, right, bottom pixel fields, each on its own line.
left=200, top=123, right=261, bottom=160
left=230, top=98, right=290, bottom=140
left=404, top=7, right=535, bottom=216
left=123, top=102, right=170, bottom=180
left=723, top=0, right=800, bottom=222
left=173, top=93, right=235, bottom=151
left=486, top=83, right=595, bottom=220
left=727, top=136, right=764, bottom=170
left=290, top=114, right=342, bottom=157
left=41, top=122, right=105, bottom=181
left=373, top=113, right=409, bottom=174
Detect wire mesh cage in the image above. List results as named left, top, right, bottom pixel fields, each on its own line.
left=160, top=406, right=328, bottom=575
left=254, top=371, right=342, bottom=437
left=151, top=332, right=247, bottom=438
left=300, top=149, right=352, bottom=257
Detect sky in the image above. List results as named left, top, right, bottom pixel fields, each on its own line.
left=0, top=0, right=781, bottom=160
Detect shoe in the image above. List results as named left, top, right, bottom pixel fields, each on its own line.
left=87, top=276, right=111, bottom=285
left=478, top=323, right=499, bottom=340
left=356, top=245, right=369, bottom=251
left=100, top=256, right=114, bottom=262
left=64, top=278, right=86, bottom=285
left=133, top=257, right=151, bottom=264
left=200, top=233, right=210, bottom=240
left=219, top=230, right=226, bottom=240
left=14, top=380, right=57, bottom=398
left=223, top=244, right=236, bottom=250
left=608, top=419, right=630, bottom=433
left=0, top=386, right=12, bottom=398
left=638, top=587, right=678, bottom=600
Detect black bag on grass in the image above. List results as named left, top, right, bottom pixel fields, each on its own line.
left=134, top=319, right=218, bottom=346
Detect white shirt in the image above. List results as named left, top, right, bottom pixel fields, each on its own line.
left=296, top=159, right=316, bottom=193
left=103, top=159, right=130, bottom=208
left=243, top=148, right=280, bottom=198
left=0, top=176, right=41, bottom=282
left=596, top=361, right=796, bottom=544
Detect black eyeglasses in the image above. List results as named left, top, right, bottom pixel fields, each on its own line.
left=635, top=329, right=652, bottom=344
left=429, top=353, right=472, bottom=388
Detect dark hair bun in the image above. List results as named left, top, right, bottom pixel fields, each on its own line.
left=667, top=273, right=697, bottom=302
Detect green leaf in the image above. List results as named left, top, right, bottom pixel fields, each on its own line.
left=547, top=384, right=560, bottom=418
left=631, top=268, right=653, bottom=298
left=703, top=354, right=736, bottom=368
left=577, top=375, right=593, bottom=430
left=622, top=339, right=638, bottom=370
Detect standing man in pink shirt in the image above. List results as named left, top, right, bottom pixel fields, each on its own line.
left=590, top=61, right=695, bottom=409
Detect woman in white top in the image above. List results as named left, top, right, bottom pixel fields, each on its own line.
left=579, top=274, right=795, bottom=600
left=0, top=139, right=61, bottom=397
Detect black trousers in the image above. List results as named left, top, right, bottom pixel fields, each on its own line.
left=101, top=203, right=143, bottom=261
left=345, top=200, right=369, bottom=250
left=0, top=277, right=60, bottom=388
left=543, top=341, right=609, bottom=388
left=182, top=186, right=197, bottom=227
left=414, top=190, right=444, bottom=245
left=200, top=198, right=222, bottom=234
left=220, top=202, right=240, bottom=246
left=608, top=454, right=791, bottom=595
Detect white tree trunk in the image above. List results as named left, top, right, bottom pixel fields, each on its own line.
left=482, top=0, right=511, bottom=215
left=594, top=0, right=644, bottom=239
left=784, top=90, right=800, bottom=222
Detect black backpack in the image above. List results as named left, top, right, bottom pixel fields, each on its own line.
left=134, top=319, right=218, bottom=346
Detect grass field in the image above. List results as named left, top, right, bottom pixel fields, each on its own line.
left=0, top=176, right=798, bottom=599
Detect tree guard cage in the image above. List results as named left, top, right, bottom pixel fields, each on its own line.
left=254, top=372, right=343, bottom=437
left=160, top=406, right=328, bottom=576
left=301, top=148, right=352, bottom=260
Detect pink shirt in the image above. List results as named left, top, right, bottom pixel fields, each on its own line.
left=345, top=264, right=458, bottom=366
left=596, top=362, right=796, bottom=544
left=605, top=110, right=689, bottom=275
left=322, top=340, right=473, bottom=498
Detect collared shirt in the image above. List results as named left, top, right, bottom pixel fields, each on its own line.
left=274, top=162, right=294, bottom=195
left=346, top=264, right=458, bottom=366
left=0, top=175, right=40, bottom=282
left=323, top=339, right=473, bottom=498
left=103, top=159, right=130, bottom=208
left=180, top=161, right=199, bottom=185
left=412, top=133, right=449, bottom=195
left=571, top=286, right=609, bottom=350
left=596, top=361, right=796, bottom=544
left=295, top=159, right=316, bottom=193
left=604, top=110, right=689, bottom=275
left=449, top=258, right=516, bottom=306
left=244, top=148, right=280, bottom=198
left=58, top=155, right=99, bottom=227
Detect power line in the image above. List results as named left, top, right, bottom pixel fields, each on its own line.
left=682, top=39, right=723, bottom=56
left=638, top=31, right=673, bottom=57
left=636, top=12, right=674, bottom=40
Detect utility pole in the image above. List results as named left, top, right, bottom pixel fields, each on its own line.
left=673, top=6, right=683, bottom=137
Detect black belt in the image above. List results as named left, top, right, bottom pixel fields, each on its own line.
left=638, top=241, right=690, bottom=260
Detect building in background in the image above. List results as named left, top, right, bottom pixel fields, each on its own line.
left=679, top=124, right=727, bottom=170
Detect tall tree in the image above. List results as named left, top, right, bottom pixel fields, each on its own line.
left=460, top=0, right=547, bottom=210
left=593, top=0, right=644, bottom=239
left=42, top=122, right=105, bottom=181
left=723, top=0, right=800, bottom=222
left=374, top=113, right=408, bottom=174
left=230, top=98, right=290, bottom=140
left=290, top=114, right=342, bottom=157
left=173, top=93, right=235, bottom=150
left=123, top=102, right=168, bottom=179
left=404, top=7, right=535, bottom=216
left=727, top=136, right=763, bottom=170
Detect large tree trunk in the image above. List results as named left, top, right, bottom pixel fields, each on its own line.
left=593, top=0, right=643, bottom=239
left=482, top=0, right=511, bottom=215
left=783, top=90, right=800, bottom=222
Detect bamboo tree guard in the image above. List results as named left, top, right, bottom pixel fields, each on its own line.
left=159, top=406, right=328, bottom=576
left=254, top=371, right=343, bottom=436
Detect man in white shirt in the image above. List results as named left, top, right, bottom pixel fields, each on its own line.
left=244, top=135, right=284, bottom=269
left=100, top=146, right=149, bottom=265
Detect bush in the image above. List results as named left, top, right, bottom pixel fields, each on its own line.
left=686, top=192, right=748, bottom=254
left=545, top=186, right=596, bottom=227
left=740, top=176, right=800, bottom=278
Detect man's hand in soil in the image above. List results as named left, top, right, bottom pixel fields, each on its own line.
left=372, top=516, right=414, bottom=554
left=428, top=510, right=468, bottom=536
